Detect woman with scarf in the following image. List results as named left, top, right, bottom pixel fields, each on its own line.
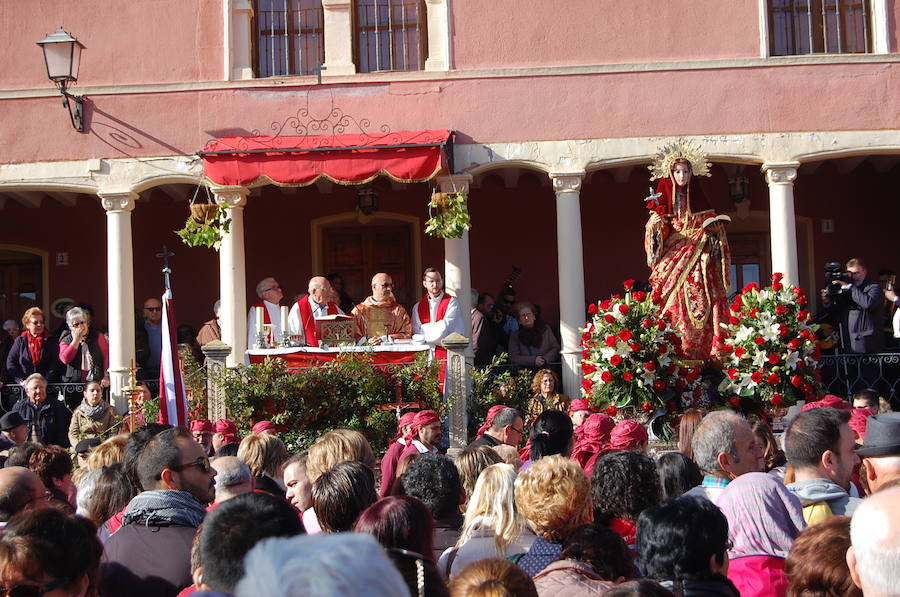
left=5, top=307, right=60, bottom=383
left=68, top=381, right=119, bottom=446
left=509, top=303, right=561, bottom=371
left=717, top=472, right=806, bottom=597
left=58, top=307, right=109, bottom=392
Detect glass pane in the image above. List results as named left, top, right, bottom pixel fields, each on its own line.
left=742, top=264, right=761, bottom=288
left=730, top=265, right=738, bottom=293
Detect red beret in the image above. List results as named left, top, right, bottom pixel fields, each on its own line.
left=568, top=398, right=594, bottom=415
left=404, top=410, right=440, bottom=441
left=801, top=395, right=851, bottom=412
left=252, top=420, right=277, bottom=434
left=609, top=420, right=649, bottom=451
left=214, top=419, right=239, bottom=443
left=477, top=405, right=509, bottom=438
left=189, top=419, right=214, bottom=433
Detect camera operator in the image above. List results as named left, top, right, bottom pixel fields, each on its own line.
left=820, top=258, right=884, bottom=353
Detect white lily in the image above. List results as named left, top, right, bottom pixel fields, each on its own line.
left=786, top=351, right=801, bottom=370
left=752, top=350, right=768, bottom=368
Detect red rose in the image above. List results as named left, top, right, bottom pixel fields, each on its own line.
left=612, top=294, right=623, bottom=300
left=788, top=339, right=801, bottom=350
left=791, top=374, right=803, bottom=387
left=767, top=373, right=780, bottom=385
left=754, top=336, right=766, bottom=346
left=588, top=303, right=598, bottom=315
left=798, top=296, right=808, bottom=306
left=727, top=368, right=739, bottom=380
left=652, top=293, right=663, bottom=306
left=743, top=282, right=760, bottom=293
left=642, top=401, right=653, bottom=412
left=771, top=393, right=783, bottom=406
left=601, top=370, right=613, bottom=383
left=623, top=279, right=635, bottom=290
left=751, top=371, right=764, bottom=383
left=619, top=329, right=633, bottom=342
left=799, top=329, right=810, bottom=340
left=629, top=342, right=642, bottom=352
left=721, top=344, right=734, bottom=354
left=610, top=355, right=623, bottom=366
left=729, top=397, right=741, bottom=408
left=583, top=349, right=590, bottom=359
left=641, top=319, right=652, bottom=328
left=604, top=314, right=616, bottom=324
left=582, top=378, right=593, bottom=394
left=768, top=353, right=781, bottom=364
left=749, top=308, right=760, bottom=318
left=657, top=345, right=669, bottom=355
left=653, top=379, right=666, bottom=392
left=600, top=300, right=613, bottom=311
left=801, top=382, right=814, bottom=394
left=797, top=310, right=809, bottom=322
left=632, top=291, right=647, bottom=302
left=618, top=304, right=630, bottom=315
left=772, top=282, right=783, bottom=291
left=644, top=361, right=656, bottom=372
left=605, top=335, right=618, bottom=348
left=605, top=406, right=618, bottom=416
left=729, top=316, right=741, bottom=325
left=792, top=286, right=802, bottom=295
left=734, top=346, right=746, bottom=358
left=581, top=362, right=596, bottom=374
left=581, top=331, right=592, bottom=342
left=657, top=320, right=667, bottom=331
left=778, top=324, right=789, bottom=337
left=622, top=371, right=634, bottom=381
left=775, top=305, right=788, bottom=315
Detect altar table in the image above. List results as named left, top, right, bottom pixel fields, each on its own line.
left=247, top=344, right=431, bottom=370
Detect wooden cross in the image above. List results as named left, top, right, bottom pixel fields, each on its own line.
left=156, top=245, right=175, bottom=290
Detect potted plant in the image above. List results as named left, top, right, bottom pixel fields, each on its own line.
left=175, top=187, right=232, bottom=250
left=425, top=189, right=471, bottom=239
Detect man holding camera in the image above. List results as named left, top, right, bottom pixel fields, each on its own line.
left=821, top=258, right=884, bottom=353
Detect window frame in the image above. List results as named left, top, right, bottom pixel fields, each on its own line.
left=353, top=0, right=428, bottom=73
left=251, top=0, right=326, bottom=78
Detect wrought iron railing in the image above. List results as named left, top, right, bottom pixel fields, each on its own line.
left=818, top=352, right=900, bottom=403
left=0, top=379, right=160, bottom=414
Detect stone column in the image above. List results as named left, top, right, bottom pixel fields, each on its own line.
left=437, top=175, right=474, bottom=338
left=214, top=188, right=249, bottom=367
left=441, top=334, right=470, bottom=457
left=100, top=191, right=138, bottom=414
left=424, top=0, right=450, bottom=71
left=229, top=0, right=255, bottom=80
left=550, top=172, right=587, bottom=398
left=322, top=0, right=356, bottom=75
left=763, top=163, right=800, bottom=286
left=201, top=341, right=232, bottom=421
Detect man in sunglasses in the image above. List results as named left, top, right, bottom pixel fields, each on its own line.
left=102, top=427, right=217, bottom=597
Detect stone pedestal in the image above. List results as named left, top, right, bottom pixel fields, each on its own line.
left=441, top=333, right=471, bottom=458
left=202, top=341, right=232, bottom=421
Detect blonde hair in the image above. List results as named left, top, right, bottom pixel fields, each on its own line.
left=21, top=307, right=44, bottom=328
left=455, top=446, right=502, bottom=507
left=86, top=434, right=129, bottom=470
left=457, top=464, right=526, bottom=557
left=514, top=455, right=592, bottom=541
left=306, top=429, right=375, bottom=484
left=237, top=432, right=289, bottom=478
left=449, top=558, right=537, bottom=597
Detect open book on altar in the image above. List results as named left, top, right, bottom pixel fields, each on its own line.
left=702, top=214, right=731, bottom=229
left=316, top=314, right=355, bottom=347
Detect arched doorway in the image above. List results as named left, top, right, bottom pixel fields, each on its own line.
left=0, top=246, right=48, bottom=324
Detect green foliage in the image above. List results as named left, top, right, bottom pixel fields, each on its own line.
left=180, top=346, right=208, bottom=420
left=217, top=352, right=442, bottom=453
left=175, top=206, right=232, bottom=250
left=425, top=191, right=471, bottom=239
left=468, top=353, right=534, bottom=437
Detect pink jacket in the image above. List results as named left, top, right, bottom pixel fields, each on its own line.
left=532, top=560, right=616, bottom=596
left=727, top=555, right=788, bottom=597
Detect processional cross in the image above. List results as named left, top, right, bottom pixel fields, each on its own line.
left=156, top=245, right=175, bottom=291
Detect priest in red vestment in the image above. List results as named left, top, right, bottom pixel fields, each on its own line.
left=351, top=273, right=412, bottom=344
left=287, top=276, right=342, bottom=347
left=411, top=267, right=465, bottom=346
left=247, top=276, right=284, bottom=347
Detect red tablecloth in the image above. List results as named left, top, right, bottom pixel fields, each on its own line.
left=247, top=346, right=430, bottom=371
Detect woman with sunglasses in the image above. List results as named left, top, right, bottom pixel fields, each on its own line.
left=58, top=307, right=109, bottom=394
left=0, top=508, right=102, bottom=597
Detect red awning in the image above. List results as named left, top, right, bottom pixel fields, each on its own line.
left=200, top=129, right=451, bottom=187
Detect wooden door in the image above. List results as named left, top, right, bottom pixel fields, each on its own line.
left=0, top=253, right=42, bottom=323
left=322, top=223, right=415, bottom=312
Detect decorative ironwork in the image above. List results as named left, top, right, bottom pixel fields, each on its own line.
left=253, top=89, right=389, bottom=140
left=819, top=352, right=900, bottom=403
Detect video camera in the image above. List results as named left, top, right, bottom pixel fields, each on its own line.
left=824, top=262, right=852, bottom=297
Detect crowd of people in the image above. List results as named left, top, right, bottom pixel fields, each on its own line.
left=0, top=385, right=896, bottom=597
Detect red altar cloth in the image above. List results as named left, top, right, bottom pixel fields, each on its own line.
left=201, top=129, right=451, bottom=187
left=247, top=345, right=431, bottom=371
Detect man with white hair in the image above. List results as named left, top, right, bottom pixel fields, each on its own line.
left=847, top=486, right=900, bottom=596
left=682, top=411, right=763, bottom=505
left=12, top=373, right=71, bottom=447
left=351, top=273, right=411, bottom=345
left=211, top=456, right=254, bottom=507
left=287, top=276, right=342, bottom=347
left=247, top=277, right=284, bottom=347
left=856, top=413, right=900, bottom=493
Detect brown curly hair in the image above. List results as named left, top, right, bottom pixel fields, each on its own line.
left=785, top=515, right=861, bottom=597
left=514, top=455, right=592, bottom=541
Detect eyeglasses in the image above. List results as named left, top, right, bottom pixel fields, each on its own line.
left=263, top=285, right=281, bottom=292
left=144, top=307, right=161, bottom=312
left=1, top=577, right=69, bottom=597
left=70, top=321, right=85, bottom=327
left=170, top=457, right=213, bottom=474
left=509, top=426, right=524, bottom=435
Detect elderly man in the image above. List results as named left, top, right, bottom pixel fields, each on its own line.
left=288, top=276, right=342, bottom=347
left=847, top=486, right=900, bottom=597
left=190, top=419, right=215, bottom=456
left=12, top=373, right=70, bottom=448
left=469, top=407, right=524, bottom=448
left=856, top=412, right=900, bottom=493
left=0, top=412, right=27, bottom=452
left=2, top=320, right=18, bottom=338
left=210, top=456, right=254, bottom=508
left=682, top=411, right=762, bottom=505
left=352, top=273, right=412, bottom=345
left=785, top=407, right=861, bottom=521
left=102, top=427, right=216, bottom=597
left=412, top=268, right=465, bottom=347
left=247, top=276, right=284, bottom=347
left=0, top=466, right=51, bottom=526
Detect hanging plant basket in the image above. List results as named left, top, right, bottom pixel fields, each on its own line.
left=175, top=184, right=232, bottom=251
left=425, top=189, right=471, bottom=239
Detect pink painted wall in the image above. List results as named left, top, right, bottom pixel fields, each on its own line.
left=0, top=0, right=224, bottom=90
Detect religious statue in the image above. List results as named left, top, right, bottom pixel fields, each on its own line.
left=644, top=139, right=731, bottom=363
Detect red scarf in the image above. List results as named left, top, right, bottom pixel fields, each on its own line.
left=24, top=330, right=48, bottom=366
left=416, top=293, right=452, bottom=324
left=296, top=296, right=339, bottom=345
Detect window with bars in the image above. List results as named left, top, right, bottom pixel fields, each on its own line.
left=768, top=0, right=872, bottom=55
left=356, top=0, right=427, bottom=73
left=255, top=0, right=325, bottom=77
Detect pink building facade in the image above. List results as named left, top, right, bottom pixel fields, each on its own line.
left=2, top=1, right=899, bottom=405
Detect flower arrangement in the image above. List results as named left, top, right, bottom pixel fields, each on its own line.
left=718, top=273, right=821, bottom=410
left=425, top=190, right=471, bottom=239
left=580, top=280, right=691, bottom=415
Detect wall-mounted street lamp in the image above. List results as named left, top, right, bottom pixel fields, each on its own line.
left=357, top=185, right=379, bottom=216
left=37, top=28, right=86, bottom=132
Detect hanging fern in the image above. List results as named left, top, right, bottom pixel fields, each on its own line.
left=425, top=190, right=471, bottom=239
